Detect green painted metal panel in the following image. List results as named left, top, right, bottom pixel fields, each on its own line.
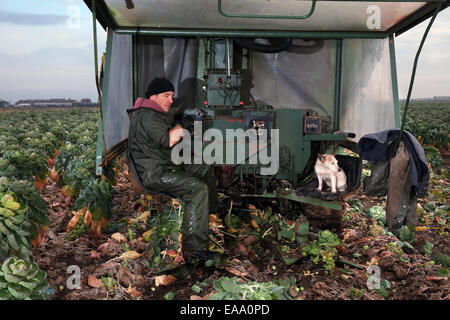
left=303, top=134, right=347, bottom=141
left=237, top=192, right=343, bottom=211
left=273, top=109, right=305, bottom=183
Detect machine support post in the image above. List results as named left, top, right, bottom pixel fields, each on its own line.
left=389, top=35, right=401, bottom=128
left=92, top=0, right=106, bottom=175
left=132, top=34, right=139, bottom=102
left=334, top=39, right=343, bottom=131
left=95, top=29, right=113, bottom=176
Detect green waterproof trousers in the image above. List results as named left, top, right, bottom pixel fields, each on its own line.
left=142, top=163, right=217, bottom=252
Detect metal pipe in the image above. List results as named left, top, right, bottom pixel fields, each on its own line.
left=92, top=0, right=107, bottom=166
left=400, top=3, right=443, bottom=135
left=334, top=39, right=342, bottom=131
left=226, top=38, right=231, bottom=79
left=115, top=28, right=389, bottom=39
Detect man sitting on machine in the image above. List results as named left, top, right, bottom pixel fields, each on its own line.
left=127, top=77, right=218, bottom=263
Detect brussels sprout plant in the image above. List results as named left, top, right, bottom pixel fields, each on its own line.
left=0, top=256, right=51, bottom=300
left=0, top=193, right=32, bottom=261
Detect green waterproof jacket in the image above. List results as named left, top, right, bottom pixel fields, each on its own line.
left=127, top=107, right=178, bottom=185
left=127, top=103, right=218, bottom=251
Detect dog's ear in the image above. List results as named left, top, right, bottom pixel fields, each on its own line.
left=317, top=153, right=324, bottom=162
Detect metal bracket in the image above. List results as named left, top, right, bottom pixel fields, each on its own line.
left=218, top=0, right=317, bottom=20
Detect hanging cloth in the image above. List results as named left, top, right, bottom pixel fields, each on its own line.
left=357, top=129, right=429, bottom=233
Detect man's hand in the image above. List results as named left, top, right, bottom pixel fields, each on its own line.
left=169, top=124, right=184, bottom=147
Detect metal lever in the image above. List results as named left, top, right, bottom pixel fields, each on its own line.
left=218, top=0, right=317, bottom=20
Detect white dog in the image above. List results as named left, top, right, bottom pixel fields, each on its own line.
left=314, top=153, right=347, bottom=193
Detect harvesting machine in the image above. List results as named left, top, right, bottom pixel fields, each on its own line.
left=84, top=0, right=449, bottom=228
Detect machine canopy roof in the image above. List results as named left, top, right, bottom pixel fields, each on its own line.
left=85, top=0, right=449, bottom=37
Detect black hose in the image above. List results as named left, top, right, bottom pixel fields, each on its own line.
left=287, top=39, right=324, bottom=55
left=233, top=38, right=292, bottom=53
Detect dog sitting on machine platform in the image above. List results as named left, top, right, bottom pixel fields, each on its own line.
left=314, top=153, right=347, bottom=193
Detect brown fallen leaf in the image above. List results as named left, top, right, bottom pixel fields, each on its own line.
left=336, top=245, right=348, bottom=254
left=66, top=214, right=81, bottom=233
left=127, top=285, right=142, bottom=297
left=243, top=235, right=258, bottom=247
left=121, top=195, right=133, bottom=207
left=190, top=295, right=206, bottom=300
left=236, top=242, right=249, bottom=257
left=165, top=249, right=178, bottom=258
left=418, top=285, right=430, bottom=294
left=64, top=196, right=72, bottom=208
left=426, top=276, right=445, bottom=281
left=34, top=177, right=47, bottom=191
left=370, top=256, right=381, bottom=265
left=97, top=241, right=111, bottom=252
left=355, top=237, right=373, bottom=244
left=249, top=210, right=258, bottom=217
left=90, top=250, right=101, bottom=259
left=88, top=275, right=103, bottom=288
left=173, top=255, right=185, bottom=265
left=343, top=229, right=358, bottom=242
left=111, top=232, right=127, bottom=243
left=225, top=266, right=248, bottom=277
left=119, top=251, right=142, bottom=260
left=154, top=275, right=176, bottom=287
left=129, top=211, right=150, bottom=224
left=84, top=210, right=92, bottom=226
left=250, top=220, right=259, bottom=229
left=289, top=285, right=299, bottom=298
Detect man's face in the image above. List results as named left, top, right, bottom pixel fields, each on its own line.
left=150, top=91, right=174, bottom=113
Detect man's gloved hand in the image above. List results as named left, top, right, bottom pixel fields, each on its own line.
left=180, top=115, right=196, bottom=133
left=173, top=108, right=204, bottom=135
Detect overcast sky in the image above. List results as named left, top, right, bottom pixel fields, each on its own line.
left=0, top=0, right=449, bottom=103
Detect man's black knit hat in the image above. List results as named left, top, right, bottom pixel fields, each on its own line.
left=145, top=77, right=175, bottom=98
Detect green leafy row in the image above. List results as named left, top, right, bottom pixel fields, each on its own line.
left=401, top=101, right=449, bottom=150
left=0, top=108, right=102, bottom=299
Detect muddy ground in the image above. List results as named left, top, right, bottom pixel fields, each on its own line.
left=33, top=153, right=449, bottom=301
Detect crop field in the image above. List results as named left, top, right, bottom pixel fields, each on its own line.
left=0, top=103, right=448, bottom=301
left=402, top=101, right=450, bottom=150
